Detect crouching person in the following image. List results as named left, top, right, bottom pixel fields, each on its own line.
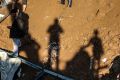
left=109, top=55, right=120, bottom=80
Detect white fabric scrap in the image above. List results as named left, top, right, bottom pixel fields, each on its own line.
left=0, top=14, right=5, bottom=18
left=0, top=14, right=5, bottom=21
left=0, top=50, right=21, bottom=80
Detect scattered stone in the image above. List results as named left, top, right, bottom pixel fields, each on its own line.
left=102, top=58, right=107, bottom=63
left=44, top=16, right=50, bottom=20
left=96, top=9, right=100, bottom=16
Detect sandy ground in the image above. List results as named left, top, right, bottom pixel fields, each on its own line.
left=0, top=0, right=120, bottom=80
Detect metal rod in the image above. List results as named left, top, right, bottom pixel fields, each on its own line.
left=19, top=57, right=74, bottom=80
left=19, top=57, right=42, bottom=70
left=34, top=71, right=45, bottom=80
left=0, top=49, right=74, bottom=80
left=0, top=14, right=10, bottom=23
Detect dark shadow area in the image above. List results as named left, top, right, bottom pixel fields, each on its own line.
left=64, top=29, right=105, bottom=80
left=18, top=33, right=41, bottom=80
left=47, top=18, right=64, bottom=71
left=19, top=33, right=41, bottom=64
left=64, top=45, right=91, bottom=80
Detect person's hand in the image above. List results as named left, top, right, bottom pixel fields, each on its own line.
left=22, top=5, right=27, bottom=12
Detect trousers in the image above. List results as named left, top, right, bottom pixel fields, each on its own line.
left=12, top=38, right=21, bottom=56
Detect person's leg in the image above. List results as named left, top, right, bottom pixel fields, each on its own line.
left=61, top=0, right=65, bottom=4
left=68, top=0, right=72, bottom=7
left=12, top=38, right=21, bottom=57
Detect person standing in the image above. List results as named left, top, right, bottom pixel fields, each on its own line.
left=8, top=7, right=26, bottom=57
left=59, top=0, right=72, bottom=7
left=67, top=0, right=72, bottom=7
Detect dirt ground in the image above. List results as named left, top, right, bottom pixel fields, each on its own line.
left=0, top=0, right=120, bottom=80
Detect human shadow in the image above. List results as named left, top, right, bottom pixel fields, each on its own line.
left=63, top=29, right=105, bottom=80
left=19, top=33, right=41, bottom=64
left=47, top=18, right=64, bottom=71
left=64, top=45, right=92, bottom=80
left=84, top=29, right=104, bottom=79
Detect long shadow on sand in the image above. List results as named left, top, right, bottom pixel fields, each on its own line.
left=64, top=29, right=106, bottom=80
left=47, top=18, right=64, bottom=71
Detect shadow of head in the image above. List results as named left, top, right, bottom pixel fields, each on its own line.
left=94, top=29, right=99, bottom=36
